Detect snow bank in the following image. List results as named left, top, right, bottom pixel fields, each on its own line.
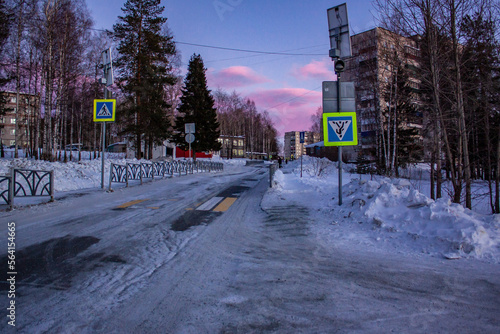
left=263, top=156, right=500, bottom=264
left=351, top=178, right=500, bottom=263
left=0, top=156, right=245, bottom=193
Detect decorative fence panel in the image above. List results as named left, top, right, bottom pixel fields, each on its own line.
left=109, top=163, right=128, bottom=188
left=127, top=163, right=142, bottom=184
left=1, top=168, right=54, bottom=209
left=0, top=175, right=12, bottom=205
left=108, top=159, right=224, bottom=191
left=153, top=162, right=165, bottom=178
left=141, top=163, right=154, bottom=181
left=13, top=169, right=54, bottom=199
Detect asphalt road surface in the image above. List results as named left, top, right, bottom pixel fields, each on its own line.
left=1, top=163, right=499, bottom=333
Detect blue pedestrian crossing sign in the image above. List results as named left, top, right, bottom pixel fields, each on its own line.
left=93, top=99, right=116, bottom=122
left=299, top=131, right=305, bottom=143
left=323, top=112, right=358, bottom=146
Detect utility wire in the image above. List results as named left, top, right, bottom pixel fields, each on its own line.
left=175, top=41, right=326, bottom=56
left=264, top=86, right=322, bottom=111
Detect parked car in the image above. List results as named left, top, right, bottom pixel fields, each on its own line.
left=65, top=144, right=83, bottom=151
left=106, top=142, right=127, bottom=153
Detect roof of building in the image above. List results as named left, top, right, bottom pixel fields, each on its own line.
left=305, top=141, right=324, bottom=148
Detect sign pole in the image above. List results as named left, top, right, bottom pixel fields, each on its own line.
left=101, top=88, right=107, bottom=189
left=300, top=143, right=303, bottom=178
left=337, top=72, right=342, bottom=205
left=98, top=48, right=114, bottom=190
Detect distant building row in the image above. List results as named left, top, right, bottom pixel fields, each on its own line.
left=284, top=131, right=321, bottom=160
left=285, top=27, right=425, bottom=162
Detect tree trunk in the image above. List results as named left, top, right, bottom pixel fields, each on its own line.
left=450, top=0, right=472, bottom=209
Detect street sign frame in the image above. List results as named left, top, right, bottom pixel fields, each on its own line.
left=322, top=81, right=355, bottom=113
left=185, top=123, right=195, bottom=134
left=327, top=3, right=352, bottom=59
left=299, top=131, right=305, bottom=144
left=323, top=112, right=358, bottom=146
left=185, top=133, right=195, bottom=144
left=93, top=99, right=116, bottom=122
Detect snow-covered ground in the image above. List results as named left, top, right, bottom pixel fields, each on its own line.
left=1, top=155, right=499, bottom=332
left=2, top=155, right=499, bottom=264
left=0, top=155, right=247, bottom=193
left=263, top=156, right=500, bottom=264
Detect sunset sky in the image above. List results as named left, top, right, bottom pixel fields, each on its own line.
left=86, top=0, right=377, bottom=137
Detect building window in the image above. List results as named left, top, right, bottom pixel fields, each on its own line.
left=11, top=129, right=15, bottom=135
left=10, top=97, right=16, bottom=103
left=10, top=118, right=16, bottom=124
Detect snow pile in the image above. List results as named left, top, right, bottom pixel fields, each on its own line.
left=0, top=156, right=246, bottom=193
left=351, top=178, right=500, bottom=262
left=0, top=158, right=132, bottom=191
left=263, top=156, right=500, bottom=264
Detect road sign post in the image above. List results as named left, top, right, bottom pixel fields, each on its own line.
left=185, top=123, right=195, bottom=160
left=97, top=48, right=114, bottom=189
left=300, top=132, right=305, bottom=178
left=327, top=3, right=352, bottom=206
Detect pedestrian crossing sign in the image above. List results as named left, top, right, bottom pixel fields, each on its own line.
left=323, top=112, right=358, bottom=146
left=93, top=99, right=116, bottom=122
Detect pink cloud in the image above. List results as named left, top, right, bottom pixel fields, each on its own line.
left=207, top=66, right=271, bottom=88
left=291, top=59, right=336, bottom=81
left=247, top=88, right=322, bottom=136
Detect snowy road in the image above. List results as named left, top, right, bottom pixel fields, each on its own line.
left=1, top=163, right=500, bottom=333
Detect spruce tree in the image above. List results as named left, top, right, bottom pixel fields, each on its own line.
left=111, top=0, right=177, bottom=159
left=174, top=54, right=221, bottom=156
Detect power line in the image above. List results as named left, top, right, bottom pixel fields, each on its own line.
left=264, top=86, right=322, bottom=111
left=205, top=44, right=327, bottom=64
left=175, top=41, right=326, bottom=56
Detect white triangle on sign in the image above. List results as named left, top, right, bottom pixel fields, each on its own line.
left=329, top=120, right=351, bottom=141
left=97, top=103, right=112, bottom=117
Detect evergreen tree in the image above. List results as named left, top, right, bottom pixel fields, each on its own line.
left=110, top=0, right=177, bottom=159
left=174, top=54, right=221, bottom=156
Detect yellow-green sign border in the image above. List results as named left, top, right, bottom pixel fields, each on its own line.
left=322, top=112, right=358, bottom=146
left=93, top=99, right=116, bottom=122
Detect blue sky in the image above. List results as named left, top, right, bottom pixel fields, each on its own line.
left=86, top=0, right=377, bottom=136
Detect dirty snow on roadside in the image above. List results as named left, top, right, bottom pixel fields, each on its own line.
left=262, top=156, right=500, bottom=264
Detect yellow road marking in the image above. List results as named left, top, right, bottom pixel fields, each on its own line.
left=186, top=208, right=194, bottom=211
left=116, top=199, right=149, bottom=209
left=148, top=207, right=160, bottom=210
left=213, top=197, right=237, bottom=212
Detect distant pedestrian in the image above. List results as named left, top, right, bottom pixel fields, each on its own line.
left=278, top=156, right=282, bottom=168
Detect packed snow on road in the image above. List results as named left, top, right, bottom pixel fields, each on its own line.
left=0, top=155, right=499, bottom=333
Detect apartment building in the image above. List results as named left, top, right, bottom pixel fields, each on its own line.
left=343, top=27, right=423, bottom=160
left=0, top=91, right=39, bottom=148
left=217, top=135, right=245, bottom=159
left=284, top=131, right=321, bottom=160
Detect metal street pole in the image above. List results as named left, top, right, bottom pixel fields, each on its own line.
left=101, top=86, right=107, bottom=189
left=337, top=71, right=342, bottom=205
left=300, top=143, right=303, bottom=177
